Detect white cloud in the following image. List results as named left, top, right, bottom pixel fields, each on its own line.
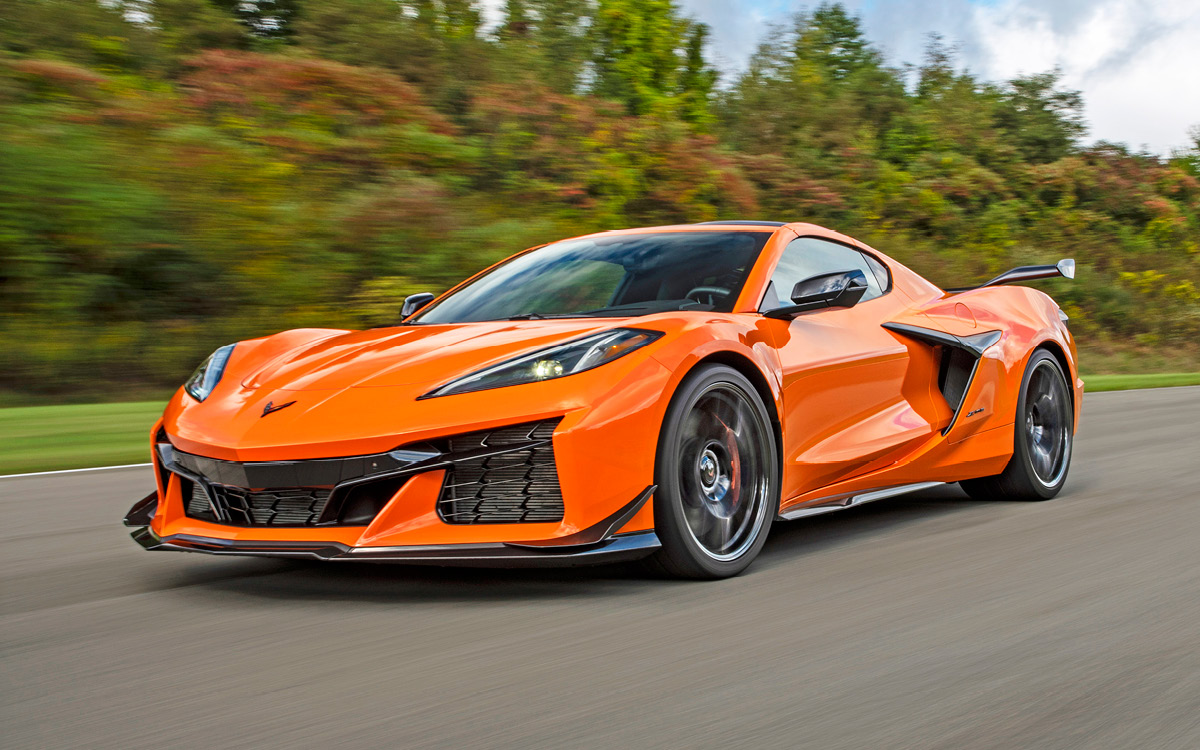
left=677, top=0, right=1200, bottom=154
left=964, top=0, right=1200, bottom=153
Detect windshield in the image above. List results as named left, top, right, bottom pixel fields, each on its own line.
left=413, top=231, right=773, bottom=324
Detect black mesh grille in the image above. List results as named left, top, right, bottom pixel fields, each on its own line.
left=437, top=420, right=565, bottom=524
left=184, top=478, right=332, bottom=527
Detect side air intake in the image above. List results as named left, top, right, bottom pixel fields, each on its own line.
left=435, top=419, right=565, bottom=524
left=883, top=323, right=1002, bottom=435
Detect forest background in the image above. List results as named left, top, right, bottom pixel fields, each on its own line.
left=2, top=0, right=1197, bottom=403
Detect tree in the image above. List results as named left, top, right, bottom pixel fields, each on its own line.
left=677, top=22, right=717, bottom=126
left=589, top=0, right=687, bottom=115
left=497, top=0, right=592, bottom=94
left=997, top=69, right=1087, bottom=163
left=794, top=2, right=876, bottom=81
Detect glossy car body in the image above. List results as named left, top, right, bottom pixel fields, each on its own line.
left=126, top=221, right=1082, bottom=567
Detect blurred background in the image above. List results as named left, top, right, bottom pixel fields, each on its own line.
left=1, top=0, right=1197, bottom=410
left=2, top=8, right=1199, bottom=748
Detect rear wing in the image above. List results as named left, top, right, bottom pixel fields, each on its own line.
left=947, top=259, right=1074, bottom=293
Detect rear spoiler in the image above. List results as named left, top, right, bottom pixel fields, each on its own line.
left=948, top=259, right=1074, bottom=293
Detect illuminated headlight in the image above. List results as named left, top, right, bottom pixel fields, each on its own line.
left=421, top=329, right=663, bottom=399
left=184, top=344, right=235, bottom=402
left=531, top=359, right=565, bottom=379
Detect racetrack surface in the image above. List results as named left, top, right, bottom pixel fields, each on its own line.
left=3, top=387, right=1198, bottom=749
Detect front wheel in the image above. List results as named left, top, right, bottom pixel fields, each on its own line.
left=960, top=349, right=1074, bottom=501
left=648, top=364, right=779, bottom=579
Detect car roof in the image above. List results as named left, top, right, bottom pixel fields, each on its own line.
left=694, top=220, right=788, bottom=227
left=576, top=221, right=849, bottom=239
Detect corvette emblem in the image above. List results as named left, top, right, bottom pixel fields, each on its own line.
left=261, top=400, right=297, bottom=417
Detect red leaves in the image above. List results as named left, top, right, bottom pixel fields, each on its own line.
left=180, top=50, right=455, bottom=135
left=3, top=59, right=109, bottom=101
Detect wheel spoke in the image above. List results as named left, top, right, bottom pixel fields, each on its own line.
left=1024, top=359, right=1072, bottom=487
left=677, top=382, right=771, bottom=561
left=713, top=514, right=733, bottom=552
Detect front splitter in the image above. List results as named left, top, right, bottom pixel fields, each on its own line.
left=129, top=527, right=660, bottom=568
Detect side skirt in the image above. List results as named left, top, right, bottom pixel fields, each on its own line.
left=777, top=481, right=945, bottom=521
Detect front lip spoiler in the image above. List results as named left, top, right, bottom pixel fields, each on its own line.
left=126, top=484, right=658, bottom=567
left=129, top=527, right=660, bottom=568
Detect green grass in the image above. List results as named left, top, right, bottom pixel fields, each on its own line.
left=1082, top=373, right=1200, bottom=392
left=0, top=401, right=164, bottom=475
left=1, top=373, right=1198, bottom=475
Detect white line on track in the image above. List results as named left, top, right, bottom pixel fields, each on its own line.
left=0, top=463, right=153, bottom=480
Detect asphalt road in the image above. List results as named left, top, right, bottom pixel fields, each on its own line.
left=3, top=387, right=1199, bottom=749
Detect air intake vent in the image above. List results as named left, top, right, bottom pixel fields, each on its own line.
left=938, top=346, right=976, bottom=409
left=436, top=420, right=565, bottom=524
left=183, top=478, right=332, bottom=527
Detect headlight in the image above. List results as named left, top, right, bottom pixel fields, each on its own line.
left=421, top=328, right=663, bottom=399
left=184, top=344, right=236, bottom=402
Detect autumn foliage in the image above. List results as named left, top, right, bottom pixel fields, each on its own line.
left=0, top=0, right=1196, bottom=396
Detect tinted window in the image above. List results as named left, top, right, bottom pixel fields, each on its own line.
left=863, top=253, right=891, bottom=291
left=760, top=237, right=885, bottom=311
left=416, top=231, right=772, bottom=323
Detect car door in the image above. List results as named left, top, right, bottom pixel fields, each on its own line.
left=762, top=235, right=938, bottom=502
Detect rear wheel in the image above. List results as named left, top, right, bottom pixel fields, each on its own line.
left=961, top=349, right=1073, bottom=501
left=648, top=365, right=779, bottom=579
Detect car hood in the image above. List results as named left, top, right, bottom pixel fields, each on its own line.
left=239, top=319, right=637, bottom=393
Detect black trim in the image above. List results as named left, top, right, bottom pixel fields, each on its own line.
left=157, top=429, right=569, bottom=528
left=947, top=260, right=1074, bottom=292
left=434, top=420, right=565, bottom=525
left=882, top=322, right=961, bottom=350
left=163, top=443, right=438, bottom=493
left=123, top=492, right=158, bottom=527
left=152, top=420, right=573, bottom=530
left=883, top=323, right=1002, bottom=435
left=129, top=527, right=661, bottom=568
left=506, top=485, right=655, bottom=550
left=131, top=527, right=348, bottom=559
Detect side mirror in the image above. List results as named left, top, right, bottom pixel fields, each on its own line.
left=401, top=292, right=436, bottom=319
left=764, top=270, right=869, bottom=319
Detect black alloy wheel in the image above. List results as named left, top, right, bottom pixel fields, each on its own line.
left=961, top=349, right=1074, bottom=501
left=649, top=364, right=779, bottom=579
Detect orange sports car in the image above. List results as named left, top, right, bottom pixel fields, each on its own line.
left=125, top=221, right=1081, bottom=578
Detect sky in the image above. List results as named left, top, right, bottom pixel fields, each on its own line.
left=678, top=0, right=1200, bottom=155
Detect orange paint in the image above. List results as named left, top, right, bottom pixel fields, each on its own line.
left=142, top=222, right=1081, bottom=555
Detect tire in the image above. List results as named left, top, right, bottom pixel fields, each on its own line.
left=960, top=349, right=1074, bottom=501
left=647, top=364, right=780, bottom=579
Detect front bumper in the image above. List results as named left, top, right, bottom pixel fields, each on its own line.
left=125, top=484, right=659, bottom=567
left=129, top=526, right=660, bottom=568
left=136, top=350, right=674, bottom=562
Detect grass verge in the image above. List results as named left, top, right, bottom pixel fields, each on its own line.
left=1082, top=373, right=1200, bottom=392
left=1, top=374, right=1198, bottom=476
left=0, top=401, right=164, bottom=475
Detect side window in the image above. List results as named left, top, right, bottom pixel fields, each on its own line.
left=760, top=237, right=885, bottom=311
left=863, top=253, right=891, bottom=292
